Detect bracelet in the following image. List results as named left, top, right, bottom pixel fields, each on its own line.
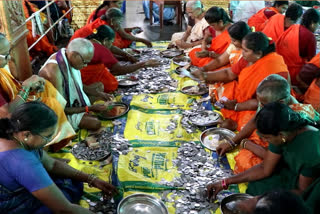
left=234, top=103, right=239, bottom=111
left=240, top=139, right=249, bottom=149
left=85, top=106, right=90, bottom=113
left=202, top=71, right=208, bottom=81
left=221, top=179, right=229, bottom=190
left=87, top=174, right=98, bottom=187
left=18, top=90, right=29, bottom=101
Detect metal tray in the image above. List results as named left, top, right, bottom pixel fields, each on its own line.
left=118, top=194, right=168, bottom=214
left=200, top=127, right=236, bottom=151
left=180, top=85, right=208, bottom=96
left=188, top=111, right=221, bottom=127
left=97, top=102, right=129, bottom=120
left=220, top=193, right=253, bottom=214
left=160, top=49, right=184, bottom=58
left=173, top=56, right=191, bottom=66
left=118, top=78, right=139, bottom=87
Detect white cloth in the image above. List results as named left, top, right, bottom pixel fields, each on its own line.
left=41, top=48, right=91, bottom=130
left=233, top=1, right=265, bottom=23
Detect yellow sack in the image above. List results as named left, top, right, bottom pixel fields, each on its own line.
left=124, top=108, right=201, bottom=144
left=117, top=147, right=180, bottom=191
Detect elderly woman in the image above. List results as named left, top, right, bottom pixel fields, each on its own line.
left=169, top=1, right=209, bottom=52
left=72, top=8, right=152, bottom=49
left=0, top=102, right=117, bottom=213
left=192, top=32, right=289, bottom=131
left=189, top=6, right=232, bottom=67
left=215, top=74, right=319, bottom=173
left=79, top=25, right=159, bottom=93
left=0, top=33, right=75, bottom=151
left=208, top=102, right=320, bottom=213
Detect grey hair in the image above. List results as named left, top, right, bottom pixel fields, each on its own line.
left=256, top=74, right=290, bottom=102
left=67, top=38, right=94, bottom=56
left=186, top=1, right=202, bottom=10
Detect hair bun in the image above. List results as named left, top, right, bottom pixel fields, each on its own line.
left=0, top=118, right=14, bottom=139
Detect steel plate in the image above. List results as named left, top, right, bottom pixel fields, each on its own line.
left=160, top=49, right=184, bottom=58
left=200, top=128, right=236, bottom=151
left=118, top=194, right=168, bottom=214
left=173, top=56, right=191, bottom=66
left=97, top=102, right=129, bottom=120
left=118, top=78, right=139, bottom=87
left=180, top=85, right=208, bottom=96
left=220, top=193, right=253, bottom=214
left=188, top=111, right=221, bottom=127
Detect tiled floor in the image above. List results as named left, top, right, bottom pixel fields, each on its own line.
left=123, top=1, right=186, bottom=41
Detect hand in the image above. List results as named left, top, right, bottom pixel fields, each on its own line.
left=207, top=181, right=223, bottom=201
left=90, top=178, right=119, bottom=198
left=191, top=68, right=205, bottom=81
left=126, top=54, right=138, bottom=63
left=89, top=104, right=108, bottom=113
left=97, top=91, right=114, bottom=102
left=142, top=39, right=152, bottom=48
left=221, top=99, right=237, bottom=110
left=131, top=27, right=143, bottom=34
left=216, top=142, right=233, bottom=156
left=196, top=50, right=209, bottom=58
left=22, top=75, right=46, bottom=93
left=145, top=59, right=161, bottom=67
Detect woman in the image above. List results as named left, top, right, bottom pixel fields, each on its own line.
left=207, top=103, right=320, bottom=213
left=215, top=74, right=319, bottom=174
left=80, top=25, right=160, bottom=93
left=71, top=8, right=152, bottom=49
left=189, top=6, right=232, bottom=67
left=248, top=1, right=289, bottom=32
left=276, top=8, right=320, bottom=85
left=192, top=32, right=289, bottom=131
left=262, top=3, right=303, bottom=42
left=169, top=1, right=209, bottom=52
left=198, top=21, right=251, bottom=73
left=298, top=53, right=320, bottom=112
left=0, top=102, right=117, bottom=213
left=0, top=33, right=75, bottom=151
left=87, top=0, right=123, bottom=24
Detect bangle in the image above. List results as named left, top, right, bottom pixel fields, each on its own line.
left=221, top=179, right=229, bottom=190
left=240, top=139, right=249, bottom=149
left=85, top=106, right=90, bottom=113
left=18, top=90, right=29, bottom=101
left=87, top=174, right=98, bottom=187
left=234, top=103, right=239, bottom=111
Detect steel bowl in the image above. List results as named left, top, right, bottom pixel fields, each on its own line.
left=97, top=102, right=129, bottom=120
left=220, top=193, right=253, bottom=214
left=117, top=194, right=168, bottom=214
left=188, top=111, right=221, bottom=127
left=160, top=49, right=184, bottom=58
left=200, top=127, right=236, bottom=151
left=180, top=85, right=208, bottom=96
left=173, top=56, right=191, bottom=66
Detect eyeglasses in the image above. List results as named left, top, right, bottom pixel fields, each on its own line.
left=37, top=133, right=54, bottom=144
left=74, top=51, right=91, bottom=65
left=0, top=50, right=11, bottom=61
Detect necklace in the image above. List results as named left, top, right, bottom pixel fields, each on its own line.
left=12, top=136, right=27, bottom=150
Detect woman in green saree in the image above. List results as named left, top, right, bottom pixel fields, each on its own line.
left=208, top=102, right=320, bottom=213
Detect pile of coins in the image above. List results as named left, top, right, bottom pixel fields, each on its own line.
left=158, top=142, right=233, bottom=213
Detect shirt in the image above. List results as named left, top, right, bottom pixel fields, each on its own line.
left=299, top=25, right=316, bottom=60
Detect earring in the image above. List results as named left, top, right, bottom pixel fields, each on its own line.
left=24, top=138, right=28, bottom=142
left=256, top=56, right=260, bottom=59
left=281, top=137, right=286, bottom=143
